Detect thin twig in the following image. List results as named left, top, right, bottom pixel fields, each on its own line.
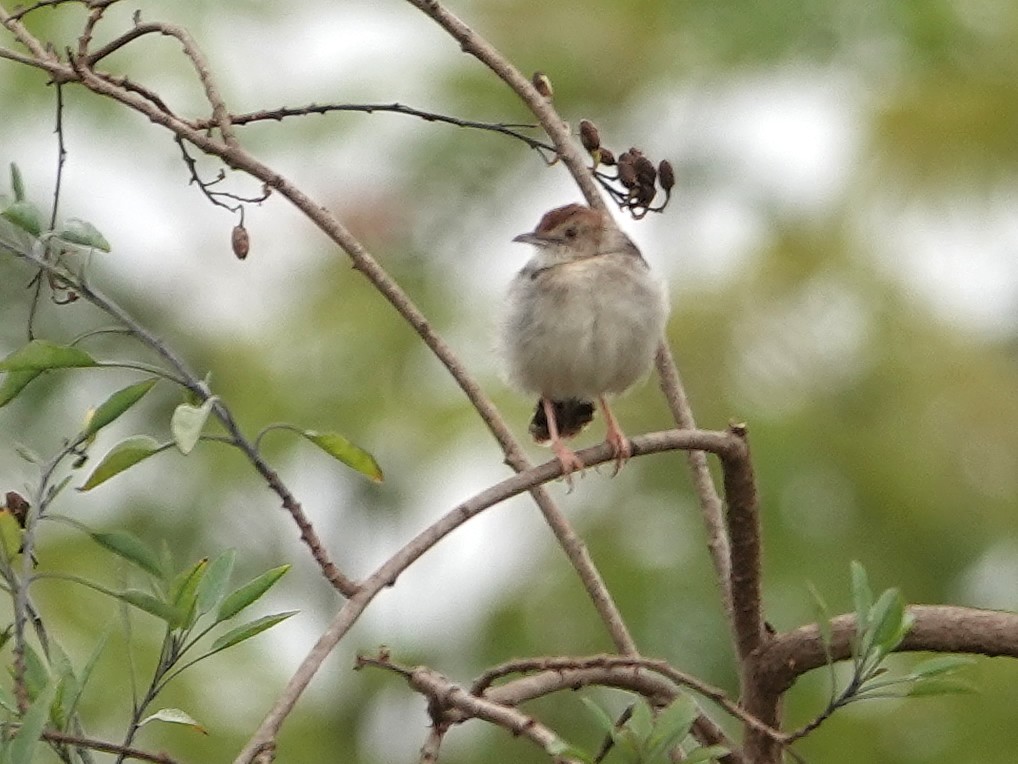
left=43, top=729, right=180, bottom=764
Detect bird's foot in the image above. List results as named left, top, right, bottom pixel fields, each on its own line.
left=604, top=423, right=631, bottom=476
left=552, top=440, right=586, bottom=488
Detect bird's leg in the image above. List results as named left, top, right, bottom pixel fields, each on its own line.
left=598, top=396, right=631, bottom=475
left=543, top=397, right=585, bottom=484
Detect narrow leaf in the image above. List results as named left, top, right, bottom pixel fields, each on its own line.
left=867, top=588, right=906, bottom=658
left=139, top=707, right=208, bottom=734
left=0, top=370, right=42, bottom=407
left=850, top=561, right=872, bottom=640
left=88, top=529, right=163, bottom=577
left=627, top=698, right=653, bottom=744
left=118, top=589, right=181, bottom=624
left=906, top=677, right=978, bottom=697
left=210, top=611, right=296, bottom=652
left=171, top=397, right=216, bottom=455
left=1, top=200, right=42, bottom=236
left=579, top=696, right=617, bottom=737
left=79, top=436, right=163, bottom=491
left=908, top=655, right=976, bottom=679
left=195, top=549, right=236, bottom=617
left=170, top=558, right=208, bottom=628
left=216, top=564, right=290, bottom=623
left=645, top=695, right=697, bottom=760
left=0, top=682, right=16, bottom=714
left=9, top=681, right=56, bottom=764
left=84, top=378, right=158, bottom=436
left=302, top=429, right=383, bottom=483
left=10, top=162, right=25, bottom=201
left=807, top=582, right=834, bottom=658
left=63, top=629, right=110, bottom=723
left=0, top=340, right=96, bottom=371
left=55, top=218, right=111, bottom=252
left=545, top=740, right=594, bottom=763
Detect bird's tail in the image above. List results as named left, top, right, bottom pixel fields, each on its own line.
left=529, top=398, right=595, bottom=443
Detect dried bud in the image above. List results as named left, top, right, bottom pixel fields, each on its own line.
left=634, top=183, right=657, bottom=207
left=231, top=224, right=250, bottom=260
left=579, top=120, right=601, bottom=153
left=4, top=491, right=29, bottom=528
left=617, top=152, right=638, bottom=189
left=634, top=155, right=657, bottom=187
left=531, top=71, right=553, bottom=99
left=597, top=147, right=616, bottom=166
left=658, top=159, right=675, bottom=192
left=627, top=147, right=645, bottom=160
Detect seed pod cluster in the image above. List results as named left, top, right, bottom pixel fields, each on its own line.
left=578, top=119, right=676, bottom=219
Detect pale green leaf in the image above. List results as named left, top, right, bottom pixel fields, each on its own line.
left=171, top=397, right=216, bottom=455
left=195, top=549, right=236, bottom=617
left=645, top=696, right=697, bottom=760
left=216, top=564, right=290, bottom=623
left=210, top=611, right=296, bottom=652
left=88, top=529, right=164, bottom=577
left=78, top=436, right=164, bottom=491
left=0, top=370, right=42, bottom=407
left=908, top=655, right=976, bottom=679
left=302, top=429, right=383, bottom=483
left=118, top=589, right=181, bottom=624
left=10, top=162, right=25, bottom=202
left=55, top=218, right=110, bottom=252
left=84, top=378, right=158, bottom=436
left=0, top=340, right=96, bottom=371
left=139, top=707, right=208, bottom=734
left=1, top=200, right=42, bottom=236
left=9, top=681, right=56, bottom=764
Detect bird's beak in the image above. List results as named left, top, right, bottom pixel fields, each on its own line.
left=512, top=231, right=548, bottom=246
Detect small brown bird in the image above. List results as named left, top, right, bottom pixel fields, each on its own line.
left=501, top=204, right=669, bottom=480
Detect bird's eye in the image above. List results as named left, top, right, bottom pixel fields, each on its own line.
left=564, top=226, right=578, bottom=239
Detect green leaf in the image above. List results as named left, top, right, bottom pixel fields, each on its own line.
left=683, top=745, right=730, bottom=763
left=867, top=588, right=907, bottom=659
left=645, top=696, right=697, bottom=761
left=216, top=564, right=290, bottom=623
left=1, top=200, right=42, bottom=236
left=0, top=340, right=96, bottom=371
left=579, top=696, right=617, bottom=736
left=850, top=561, right=872, bottom=648
left=118, top=589, right=181, bottom=624
left=84, top=378, right=158, bottom=436
left=9, top=680, right=56, bottom=764
left=807, top=581, right=834, bottom=658
left=78, top=436, right=164, bottom=491
left=88, top=529, right=164, bottom=578
left=63, top=629, right=110, bottom=723
left=138, top=707, right=208, bottom=734
left=302, top=429, right=383, bottom=483
left=906, top=677, right=978, bottom=697
left=169, top=558, right=208, bottom=629
left=21, top=643, right=49, bottom=701
left=0, top=370, right=42, bottom=407
left=627, top=698, right=653, bottom=745
left=0, top=682, right=16, bottom=714
left=171, top=397, right=216, bottom=455
left=195, top=549, right=236, bottom=617
left=55, top=218, right=111, bottom=252
left=210, top=611, right=296, bottom=652
left=908, top=655, right=976, bottom=679
left=10, top=162, right=25, bottom=202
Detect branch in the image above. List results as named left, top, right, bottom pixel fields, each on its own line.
left=232, top=427, right=745, bottom=763
left=654, top=343, right=733, bottom=629
left=189, top=102, right=556, bottom=157
left=758, top=605, right=1018, bottom=695
left=403, top=0, right=605, bottom=209
left=42, top=729, right=180, bottom=764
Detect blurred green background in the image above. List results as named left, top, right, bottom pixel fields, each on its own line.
left=3, top=0, right=1018, bottom=762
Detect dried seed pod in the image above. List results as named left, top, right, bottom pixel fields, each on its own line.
left=579, top=120, right=601, bottom=152
left=634, top=155, right=657, bottom=187
left=597, top=147, right=616, bottom=166
left=617, top=152, right=638, bottom=189
left=532, top=71, right=554, bottom=99
left=658, top=159, right=675, bottom=192
left=4, top=491, right=29, bottom=528
left=635, top=182, right=657, bottom=207
left=232, top=224, right=250, bottom=260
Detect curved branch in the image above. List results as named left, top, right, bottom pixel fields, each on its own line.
left=758, top=604, right=1018, bottom=695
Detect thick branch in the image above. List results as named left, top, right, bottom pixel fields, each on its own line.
left=758, top=605, right=1018, bottom=695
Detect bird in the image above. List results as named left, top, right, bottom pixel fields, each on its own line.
left=501, top=203, right=669, bottom=481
